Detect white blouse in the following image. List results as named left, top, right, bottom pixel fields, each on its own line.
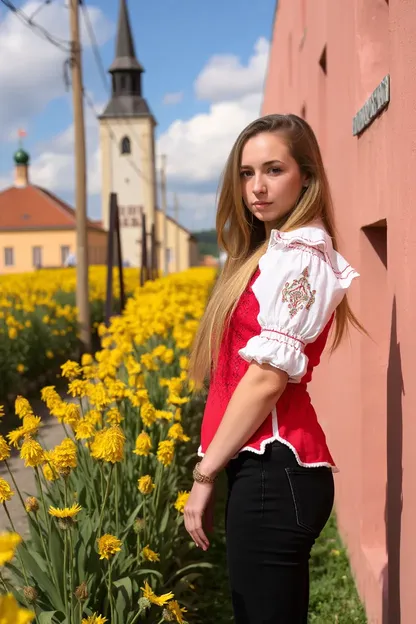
left=238, top=224, right=359, bottom=382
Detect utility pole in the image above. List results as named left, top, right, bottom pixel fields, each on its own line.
left=160, top=155, right=168, bottom=275
left=174, top=193, right=180, bottom=273
left=69, top=0, right=91, bottom=351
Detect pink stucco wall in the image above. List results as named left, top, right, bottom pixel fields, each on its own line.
left=262, top=1, right=416, bottom=622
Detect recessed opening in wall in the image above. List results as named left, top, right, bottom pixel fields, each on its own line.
left=319, top=45, right=327, bottom=75
left=362, top=218, right=387, bottom=268
left=359, top=217, right=388, bottom=572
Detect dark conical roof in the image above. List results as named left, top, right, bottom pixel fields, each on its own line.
left=109, top=0, right=143, bottom=73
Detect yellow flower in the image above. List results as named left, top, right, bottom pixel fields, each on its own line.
left=0, top=532, right=22, bottom=565
left=160, top=348, right=174, bottom=364
left=142, top=545, right=160, bottom=562
left=52, top=438, right=77, bottom=474
left=90, top=425, right=125, bottom=463
left=74, top=419, right=95, bottom=441
left=0, top=593, right=35, bottom=623
left=60, top=360, right=82, bottom=380
left=157, top=440, right=175, bottom=467
left=140, top=402, right=156, bottom=427
left=133, top=432, right=152, bottom=456
left=15, top=396, right=33, bottom=419
left=137, top=475, right=155, bottom=495
left=167, top=599, right=187, bottom=624
left=49, top=503, right=82, bottom=519
left=179, top=356, right=189, bottom=370
left=84, top=409, right=102, bottom=427
left=8, top=326, right=17, bottom=340
left=21, top=415, right=42, bottom=438
left=0, top=435, right=11, bottom=461
left=16, top=364, right=25, bottom=374
left=81, top=353, right=94, bottom=367
left=46, top=350, right=54, bottom=359
left=67, top=379, right=89, bottom=398
left=63, top=403, right=81, bottom=428
left=97, top=534, right=122, bottom=560
left=105, top=407, right=123, bottom=425
left=25, top=497, right=39, bottom=513
left=0, top=478, right=14, bottom=504
left=0, top=405, right=4, bottom=419
left=141, top=580, right=174, bottom=606
left=167, top=423, right=190, bottom=443
left=174, top=491, right=190, bottom=514
left=81, top=614, right=107, bottom=624
left=20, top=437, right=44, bottom=468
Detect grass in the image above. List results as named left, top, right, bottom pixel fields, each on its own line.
left=192, top=472, right=367, bottom=624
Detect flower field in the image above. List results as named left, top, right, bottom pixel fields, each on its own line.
left=0, top=266, right=217, bottom=624
left=0, top=266, right=140, bottom=403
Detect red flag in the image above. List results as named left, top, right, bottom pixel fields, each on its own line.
left=18, top=129, right=26, bottom=138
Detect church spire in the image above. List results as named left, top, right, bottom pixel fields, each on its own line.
left=100, top=0, right=153, bottom=119
left=109, top=0, right=143, bottom=73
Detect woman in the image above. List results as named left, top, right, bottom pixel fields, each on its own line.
left=184, top=114, right=361, bottom=623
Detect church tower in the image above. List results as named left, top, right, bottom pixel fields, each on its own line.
left=99, top=0, right=157, bottom=268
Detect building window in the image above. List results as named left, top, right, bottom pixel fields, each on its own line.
left=61, top=245, right=70, bottom=266
left=4, top=247, right=14, bottom=267
left=32, top=246, right=42, bottom=268
left=121, top=136, right=131, bottom=155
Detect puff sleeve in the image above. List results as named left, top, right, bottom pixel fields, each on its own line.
left=238, top=229, right=359, bottom=382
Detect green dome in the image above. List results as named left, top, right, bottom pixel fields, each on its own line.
left=14, top=149, right=30, bottom=165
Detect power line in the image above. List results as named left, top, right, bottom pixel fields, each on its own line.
left=0, top=0, right=70, bottom=51
left=80, top=0, right=150, bottom=162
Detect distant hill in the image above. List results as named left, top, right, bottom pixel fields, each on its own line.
left=193, top=229, right=219, bottom=257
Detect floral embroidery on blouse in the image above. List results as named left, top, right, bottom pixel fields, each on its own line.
left=281, top=266, right=316, bottom=318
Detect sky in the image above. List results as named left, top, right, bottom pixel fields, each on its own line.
left=0, top=0, right=276, bottom=231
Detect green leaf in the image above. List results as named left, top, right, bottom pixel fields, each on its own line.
left=38, top=611, right=60, bottom=624
left=166, top=562, right=214, bottom=587
left=159, top=503, right=170, bottom=534
left=114, top=576, right=133, bottom=623
left=18, top=547, right=65, bottom=612
left=48, top=519, right=65, bottom=599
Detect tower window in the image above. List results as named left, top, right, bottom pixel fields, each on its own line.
left=121, top=136, right=131, bottom=155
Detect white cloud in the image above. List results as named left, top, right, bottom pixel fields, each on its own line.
left=163, top=91, right=184, bottom=106
left=29, top=97, right=104, bottom=196
left=157, top=37, right=270, bottom=229
left=0, top=1, right=113, bottom=139
left=194, top=37, right=269, bottom=102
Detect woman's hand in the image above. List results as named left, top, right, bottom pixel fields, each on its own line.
left=184, top=481, right=214, bottom=551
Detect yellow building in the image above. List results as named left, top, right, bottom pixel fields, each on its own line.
left=0, top=151, right=107, bottom=274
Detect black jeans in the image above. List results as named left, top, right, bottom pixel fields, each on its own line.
left=225, top=440, right=334, bottom=624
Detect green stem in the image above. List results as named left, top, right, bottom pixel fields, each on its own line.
left=114, top=464, right=119, bottom=536
left=68, top=530, right=75, bottom=623
left=98, top=461, right=105, bottom=502
left=0, top=571, right=8, bottom=592
left=4, top=460, right=26, bottom=512
left=3, top=503, right=30, bottom=588
left=33, top=511, right=58, bottom=590
left=97, top=464, right=114, bottom=537
left=108, top=560, right=116, bottom=624
left=34, top=467, right=50, bottom=532
left=63, top=532, right=69, bottom=623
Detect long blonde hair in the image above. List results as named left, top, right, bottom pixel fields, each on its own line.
left=190, top=114, right=363, bottom=386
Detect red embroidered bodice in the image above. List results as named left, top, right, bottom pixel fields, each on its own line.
left=198, top=225, right=359, bottom=470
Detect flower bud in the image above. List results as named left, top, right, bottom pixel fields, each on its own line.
left=138, top=597, right=151, bottom=611
left=74, top=581, right=88, bottom=601
left=133, top=517, right=145, bottom=534
left=162, top=608, right=175, bottom=622
left=23, top=586, right=38, bottom=604
left=25, top=496, right=39, bottom=513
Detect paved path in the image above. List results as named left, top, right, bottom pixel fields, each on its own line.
left=0, top=399, right=67, bottom=535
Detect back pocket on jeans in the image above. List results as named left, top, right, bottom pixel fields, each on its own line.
left=285, top=467, right=335, bottom=535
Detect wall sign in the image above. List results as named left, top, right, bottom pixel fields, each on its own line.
left=352, top=75, right=390, bottom=137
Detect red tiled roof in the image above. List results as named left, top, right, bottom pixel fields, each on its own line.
left=0, top=185, right=105, bottom=232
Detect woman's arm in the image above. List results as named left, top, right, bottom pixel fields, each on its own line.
left=198, top=361, right=288, bottom=478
